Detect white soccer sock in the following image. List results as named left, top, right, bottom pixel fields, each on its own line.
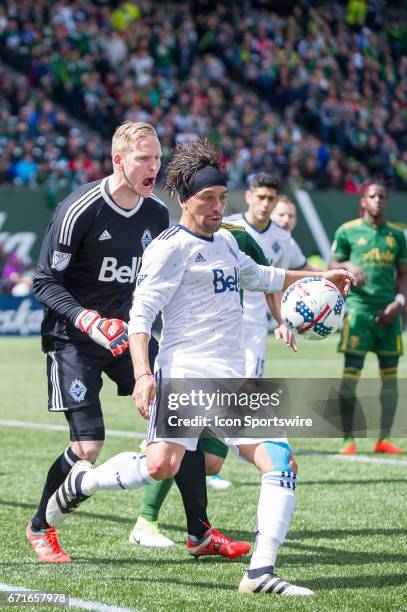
left=248, top=471, right=296, bottom=572
left=81, top=452, right=156, bottom=495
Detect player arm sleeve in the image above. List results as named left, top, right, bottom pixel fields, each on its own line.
left=238, top=248, right=285, bottom=293
left=32, top=207, right=92, bottom=324
left=128, top=241, right=186, bottom=336
left=288, top=237, right=307, bottom=269
left=330, top=227, right=350, bottom=262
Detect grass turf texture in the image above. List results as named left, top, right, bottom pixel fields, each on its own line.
left=0, top=334, right=406, bottom=611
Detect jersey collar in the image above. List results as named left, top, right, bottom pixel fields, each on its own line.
left=243, top=213, right=271, bottom=234
left=177, top=224, right=214, bottom=242
left=100, top=177, right=144, bottom=217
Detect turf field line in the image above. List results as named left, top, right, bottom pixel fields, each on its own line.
left=0, top=419, right=145, bottom=439
left=331, top=454, right=407, bottom=466
left=0, top=583, right=137, bottom=612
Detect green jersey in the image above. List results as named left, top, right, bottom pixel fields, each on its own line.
left=331, top=217, right=407, bottom=310
left=221, top=223, right=269, bottom=266
left=220, top=222, right=269, bottom=306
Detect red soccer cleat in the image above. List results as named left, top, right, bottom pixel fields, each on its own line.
left=340, top=438, right=357, bottom=455
left=187, top=527, right=250, bottom=560
left=374, top=439, right=404, bottom=454
left=26, top=520, right=71, bottom=563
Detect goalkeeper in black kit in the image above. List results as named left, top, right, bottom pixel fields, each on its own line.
left=26, top=121, right=169, bottom=562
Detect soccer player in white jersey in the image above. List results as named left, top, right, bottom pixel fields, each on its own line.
left=46, top=140, right=353, bottom=596
left=225, top=174, right=307, bottom=377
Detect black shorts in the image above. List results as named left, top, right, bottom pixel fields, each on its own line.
left=46, top=337, right=158, bottom=413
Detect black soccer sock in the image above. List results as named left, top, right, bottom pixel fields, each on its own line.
left=31, top=446, right=81, bottom=531
left=378, top=357, right=399, bottom=439
left=339, top=356, right=363, bottom=439
left=174, top=446, right=209, bottom=540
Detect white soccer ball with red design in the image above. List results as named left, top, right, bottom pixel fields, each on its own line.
left=280, top=277, right=345, bottom=340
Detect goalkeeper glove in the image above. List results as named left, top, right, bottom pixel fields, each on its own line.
left=75, top=310, right=128, bottom=356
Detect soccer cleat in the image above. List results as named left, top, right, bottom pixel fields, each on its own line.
left=340, top=438, right=357, bottom=455
left=239, top=570, right=314, bottom=596
left=26, top=520, right=71, bottom=563
left=46, top=460, right=92, bottom=526
left=187, top=527, right=250, bottom=560
left=129, top=517, right=176, bottom=548
left=206, top=474, right=233, bottom=491
left=374, top=439, right=404, bottom=454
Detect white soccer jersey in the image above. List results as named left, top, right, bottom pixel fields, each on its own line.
left=224, top=214, right=306, bottom=327
left=128, top=224, right=285, bottom=375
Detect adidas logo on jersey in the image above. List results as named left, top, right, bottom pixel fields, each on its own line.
left=194, top=252, right=207, bottom=263
left=99, top=230, right=111, bottom=241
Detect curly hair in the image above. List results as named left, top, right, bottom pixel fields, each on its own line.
left=165, top=139, right=223, bottom=198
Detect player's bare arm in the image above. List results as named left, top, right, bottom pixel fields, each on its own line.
left=328, top=258, right=367, bottom=286
left=129, top=332, right=156, bottom=419
left=265, top=293, right=297, bottom=352
left=376, top=263, right=407, bottom=325
left=282, top=268, right=355, bottom=295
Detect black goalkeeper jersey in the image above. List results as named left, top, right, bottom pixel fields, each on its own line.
left=33, top=177, right=169, bottom=352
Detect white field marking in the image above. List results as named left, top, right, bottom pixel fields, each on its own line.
left=294, top=189, right=332, bottom=261
left=0, top=419, right=145, bottom=439
left=331, top=454, right=407, bottom=466
left=0, top=583, right=137, bottom=612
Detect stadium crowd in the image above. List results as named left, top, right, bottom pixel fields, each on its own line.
left=0, top=0, right=406, bottom=192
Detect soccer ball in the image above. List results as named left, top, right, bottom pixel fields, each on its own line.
left=280, top=277, right=345, bottom=340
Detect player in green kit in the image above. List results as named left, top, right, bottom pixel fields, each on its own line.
left=329, top=183, right=407, bottom=455
left=129, top=223, right=296, bottom=548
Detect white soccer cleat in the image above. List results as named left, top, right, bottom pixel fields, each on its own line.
left=46, top=460, right=92, bottom=526
left=206, top=474, right=233, bottom=490
left=129, top=517, right=176, bottom=548
left=239, top=571, right=314, bottom=596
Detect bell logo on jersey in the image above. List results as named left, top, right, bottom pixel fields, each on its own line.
left=212, top=267, right=239, bottom=293
left=98, top=256, right=142, bottom=283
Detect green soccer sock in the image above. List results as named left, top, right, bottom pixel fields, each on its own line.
left=139, top=477, right=174, bottom=522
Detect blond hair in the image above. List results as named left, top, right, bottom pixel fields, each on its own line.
left=111, top=121, right=158, bottom=156
left=274, top=195, right=296, bottom=207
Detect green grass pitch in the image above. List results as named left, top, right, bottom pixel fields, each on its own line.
left=0, top=335, right=406, bottom=611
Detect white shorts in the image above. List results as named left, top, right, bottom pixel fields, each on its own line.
left=146, top=362, right=286, bottom=455
left=242, top=323, right=267, bottom=378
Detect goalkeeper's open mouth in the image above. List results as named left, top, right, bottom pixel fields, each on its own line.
left=142, top=177, right=155, bottom=188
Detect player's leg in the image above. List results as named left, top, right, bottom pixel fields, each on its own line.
left=373, top=316, right=404, bottom=453
left=243, top=324, right=267, bottom=378
left=337, top=309, right=371, bottom=454
left=129, top=476, right=176, bottom=547
left=231, top=440, right=313, bottom=596
left=338, top=354, right=364, bottom=454
left=27, top=348, right=105, bottom=563
left=201, top=436, right=232, bottom=490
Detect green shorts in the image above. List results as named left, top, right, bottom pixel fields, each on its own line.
left=199, top=436, right=229, bottom=458
left=338, top=306, right=403, bottom=357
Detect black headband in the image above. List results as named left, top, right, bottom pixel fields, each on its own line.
left=178, top=165, right=228, bottom=202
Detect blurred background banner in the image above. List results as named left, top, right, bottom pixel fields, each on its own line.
left=1, top=186, right=405, bottom=263
left=0, top=294, right=43, bottom=335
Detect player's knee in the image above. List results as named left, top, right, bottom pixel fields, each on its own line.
left=147, top=455, right=180, bottom=480
left=70, top=440, right=103, bottom=463
left=263, top=441, right=292, bottom=472
left=205, top=453, right=224, bottom=476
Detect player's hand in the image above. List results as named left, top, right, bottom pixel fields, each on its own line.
left=274, top=324, right=298, bottom=352
left=75, top=310, right=129, bottom=356
left=376, top=301, right=401, bottom=325
left=132, top=374, right=156, bottom=420
left=344, top=263, right=367, bottom=286
left=323, top=269, right=355, bottom=295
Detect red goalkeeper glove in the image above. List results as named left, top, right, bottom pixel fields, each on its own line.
left=75, top=310, right=128, bottom=356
